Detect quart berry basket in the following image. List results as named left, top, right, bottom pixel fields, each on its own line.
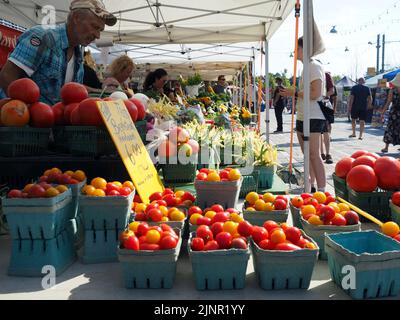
left=8, top=228, right=76, bottom=277
left=194, top=178, right=242, bottom=209
left=250, top=234, right=319, bottom=290
left=3, top=189, right=73, bottom=240
left=118, top=235, right=182, bottom=289
left=325, top=230, right=400, bottom=299
left=300, top=216, right=361, bottom=260
left=289, top=202, right=302, bottom=229
left=188, top=232, right=250, bottom=290
left=389, top=201, right=400, bottom=225
left=78, top=190, right=135, bottom=230
left=332, top=173, right=348, bottom=201
left=242, top=204, right=288, bottom=226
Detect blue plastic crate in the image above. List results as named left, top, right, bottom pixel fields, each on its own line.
left=79, top=190, right=135, bottom=230
left=118, top=238, right=182, bottom=289
left=289, top=203, right=302, bottom=229
left=300, top=216, right=361, bottom=260
left=3, top=189, right=73, bottom=240
left=188, top=232, right=250, bottom=290
left=8, top=228, right=76, bottom=277
left=81, top=228, right=122, bottom=264
left=194, top=178, right=242, bottom=209
left=325, top=231, right=400, bottom=299
left=390, top=201, right=400, bottom=225
left=250, top=235, right=319, bottom=290
left=242, top=204, right=288, bottom=226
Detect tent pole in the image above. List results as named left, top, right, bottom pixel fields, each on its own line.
left=252, top=49, right=257, bottom=114
left=239, top=70, right=243, bottom=109
left=303, top=0, right=312, bottom=193
left=264, top=39, right=270, bottom=143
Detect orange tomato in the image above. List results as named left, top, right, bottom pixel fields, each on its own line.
left=223, top=221, right=238, bottom=235
left=254, top=199, right=266, bottom=211
left=64, top=170, right=74, bottom=177
left=82, top=185, right=96, bottom=195
left=56, top=185, right=68, bottom=193
left=246, top=192, right=260, bottom=205
left=135, top=203, right=147, bottom=213
left=291, top=197, right=304, bottom=208
left=263, top=193, right=275, bottom=203
left=45, top=187, right=60, bottom=197
left=23, top=183, right=35, bottom=193
left=382, top=222, right=400, bottom=237
left=146, top=230, right=161, bottom=244
left=207, top=172, right=221, bottom=182
left=72, top=170, right=86, bottom=182
left=92, top=189, right=106, bottom=197
left=170, top=210, right=185, bottom=221
left=175, top=190, right=185, bottom=198
left=91, top=177, right=107, bottom=190
left=308, top=215, right=323, bottom=226
left=228, top=169, right=241, bottom=181
left=270, top=229, right=286, bottom=244
left=122, top=181, right=135, bottom=191
left=301, top=205, right=316, bottom=217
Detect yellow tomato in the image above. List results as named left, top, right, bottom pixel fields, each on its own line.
left=382, top=222, right=400, bottom=237
left=301, top=205, right=316, bottom=217
left=112, top=181, right=123, bottom=187
left=91, top=177, right=107, bottom=190
left=190, top=213, right=203, bottom=225
left=161, top=216, right=169, bottom=222
left=207, top=172, right=221, bottom=182
left=223, top=221, right=238, bottom=235
left=245, top=192, right=260, bottom=205
left=146, top=230, right=161, bottom=244
left=230, top=213, right=244, bottom=223
left=254, top=199, right=266, bottom=211
left=122, top=181, right=135, bottom=191
left=264, top=202, right=275, bottom=212
left=228, top=169, right=241, bottom=181
left=175, top=190, right=185, bottom=198
left=82, top=185, right=96, bottom=196
left=45, top=187, right=60, bottom=198
left=92, top=189, right=106, bottom=197
left=308, top=215, right=323, bottom=226
left=72, top=170, right=86, bottom=182
left=246, top=207, right=256, bottom=212
left=64, top=170, right=74, bottom=177
left=313, top=192, right=327, bottom=204
left=205, top=210, right=217, bottom=220
left=159, top=206, right=169, bottom=217
left=338, top=203, right=350, bottom=212
left=56, top=185, right=68, bottom=193
left=262, top=193, right=275, bottom=203
left=135, top=203, right=147, bottom=213
left=328, top=203, right=341, bottom=213
left=170, top=210, right=185, bottom=221
left=128, top=221, right=140, bottom=233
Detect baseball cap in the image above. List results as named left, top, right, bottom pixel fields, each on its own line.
left=70, top=0, right=117, bottom=26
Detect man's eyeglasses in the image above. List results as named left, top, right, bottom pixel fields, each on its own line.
left=220, top=78, right=226, bottom=81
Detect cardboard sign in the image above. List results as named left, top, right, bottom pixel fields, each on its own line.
left=97, top=100, right=164, bottom=203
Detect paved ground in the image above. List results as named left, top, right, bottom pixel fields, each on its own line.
left=0, top=111, right=397, bottom=300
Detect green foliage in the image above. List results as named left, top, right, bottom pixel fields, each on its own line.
left=186, top=73, right=202, bottom=86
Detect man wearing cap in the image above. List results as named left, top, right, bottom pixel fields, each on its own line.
left=0, top=0, right=116, bottom=105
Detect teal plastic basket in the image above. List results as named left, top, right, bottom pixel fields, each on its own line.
left=78, top=190, right=135, bottom=230
left=81, top=228, right=122, bottom=264
left=242, top=204, right=288, bottom=226
left=332, top=173, right=348, bottom=200
left=325, top=230, right=400, bottom=299
left=161, top=163, right=197, bottom=183
left=194, top=178, right=242, bottom=209
left=65, top=126, right=117, bottom=157
left=188, top=232, right=250, bottom=290
left=300, top=216, right=361, bottom=260
left=289, top=202, right=302, bottom=229
left=255, top=165, right=276, bottom=189
left=67, top=179, right=86, bottom=220
left=250, top=234, right=319, bottom=290
left=0, top=127, right=50, bottom=157
left=8, top=228, right=76, bottom=277
left=118, top=237, right=182, bottom=289
left=390, top=201, right=400, bottom=225
left=239, top=170, right=259, bottom=199
left=135, top=120, right=147, bottom=144
left=348, top=187, right=393, bottom=222
left=3, top=189, right=73, bottom=240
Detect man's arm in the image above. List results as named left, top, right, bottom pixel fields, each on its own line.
left=348, top=94, right=354, bottom=113
left=0, top=61, right=27, bottom=94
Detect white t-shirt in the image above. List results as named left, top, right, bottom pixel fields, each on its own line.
left=64, top=54, right=75, bottom=83
left=297, top=60, right=326, bottom=121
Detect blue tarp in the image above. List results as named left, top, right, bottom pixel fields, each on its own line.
left=383, top=69, right=400, bottom=81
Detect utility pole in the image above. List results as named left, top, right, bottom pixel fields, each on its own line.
left=382, top=34, right=386, bottom=73
left=376, top=34, right=381, bottom=74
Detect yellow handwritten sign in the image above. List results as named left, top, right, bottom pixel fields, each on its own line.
left=97, top=100, right=164, bottom=204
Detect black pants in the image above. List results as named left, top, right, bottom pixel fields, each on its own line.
left=274, top=105, right=285, bottom=131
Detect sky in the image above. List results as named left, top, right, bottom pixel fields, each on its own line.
left=256, top=0, right=400, bottom=79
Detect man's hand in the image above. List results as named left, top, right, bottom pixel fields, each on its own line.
left=279, top=86, right=296, bottom=97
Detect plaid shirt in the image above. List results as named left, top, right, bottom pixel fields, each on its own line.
left=1, top=23, right=84, bottom=105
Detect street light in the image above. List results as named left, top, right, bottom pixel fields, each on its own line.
left=345, top=47, right=349, bottom=52
left=330, top=26, right=338, bottom=34
left=289, top=52, right=294, bottom=58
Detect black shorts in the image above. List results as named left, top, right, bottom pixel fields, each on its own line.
left=351, top=108, right=367, bottom=121
left=296, top=120, right=327, bottom=134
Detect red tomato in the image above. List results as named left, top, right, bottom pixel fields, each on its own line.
left=119, top=187, right=132, bottom=196
left=70, top=106, right=81, bottom=125
left=163, top=194, right=177, bottom=207
left=304, top=197, right=319, bottom=208
left=319, top=206, right=336, bottom=222
left=262, top=221, right=279, bottom=233
left=52, top=102, right=65, bottom=125
left=106, top=183, right=119, bottom=192
left=296, top=237, right=308, bottom=248
left=159, top=236, right=178, bottom=250
left=275, top=195, right=288, bottom=204
left=8, top=78, right=40, bottom=104
left=351, top=150, right=369, bottom=159
left=394, top=235, right=400, bottom=242
left=251, top=226, right=269, bottom=244
left=156, top=200, right=167, bottom=207
left=196, top=172, right=208, bottom=181
left=160, top=224, right=174, bottom=233
left=196, top=225, right=214, bottom=242
left=139, top=243, right=160, bottom=251
left=145, top=203, right=159, bottom=214
left=258, top=239, right=276, bottom=250
left=204, top=240, right=219, bottom=251
left=129, top=98, right=146, bottom=121
left=196, top=217, right=211, bottom=226
left=138, top=235, right=147, bottom=244
left=181, top=191, right=196, bottom=203
left=136, top=222, right=150, bottom=237
left=331, top=214, right=347, bottom=226
left=149, top=192, right=163, bottom=202
left=107, top=190, right=120, bottom=196
left=63, top=103, right=79, bottom=125
left=191, top=237, right=205, bottom=251
left=374, top=157, right=400, bottom=190
left=123, top=236, right=139, bottom=250
left=324, top=196, right=336, bottom=205
left=199, top=168, right=210, bottom=175
left=219, top=170, right=229, bottom=180
left=211, top=212, right=230, bottom=223
left=124, top=100, right=138, bottom=122
left=335, top=157, right=355, bottom=178
left=237, top=220, right=253, bottom=237
left=148, top=226, right=163, bottom=233
left=285, top=227, right=302, bottom=244
left=29, top=102, right=54, bottom=128
left=347, top=165, right=378, bottom=192
left=300, top=193, right=313, bottom=200
left=231, top=238, right=248, bottom=249
left=352, top=155, right=376, bottom=169
left=392, top=192, right=400, bottom=206
left=275, top=243, right=301, bottom=251
left=210, top=222, right=224, bottom=237
left=274, top=199, right=287, bottom=210
left=365, top=152, right=380, bottom=160
left=61, top=82, right=88, bottom=105
left=162, top=188, right=174, bottom=196
left=215, top=232, right=232, bottom=249
left=210, top=204, right=224, bottom=213
left=188, top=206, right=203, bottom=217
left=134, top=212, right=146, bottom=221
left=78, top=98, right=103, bottom=126
left=148, top=208, right=163, bottom=222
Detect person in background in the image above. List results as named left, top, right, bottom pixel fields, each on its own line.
left=83, top=50, right=103, bottom=92
left=280, top=37, right=327, bottom=193
left=0, top=0, right=116, bottom=105
left=102, top=55, right=134, bottom=97
left=273, top=77, right=286, bottom=133
left=143, top=68, right=168, bottom=100
left=380, top=73, right=400, bottom=153
left=213, top=75, right=227, bottom=94
left=348, top=77, right=372, bottom=140
left=320, top=72, right=336, bottom=164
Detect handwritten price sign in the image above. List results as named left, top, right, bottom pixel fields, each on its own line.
left=97, top=100, right=164, bottom=203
